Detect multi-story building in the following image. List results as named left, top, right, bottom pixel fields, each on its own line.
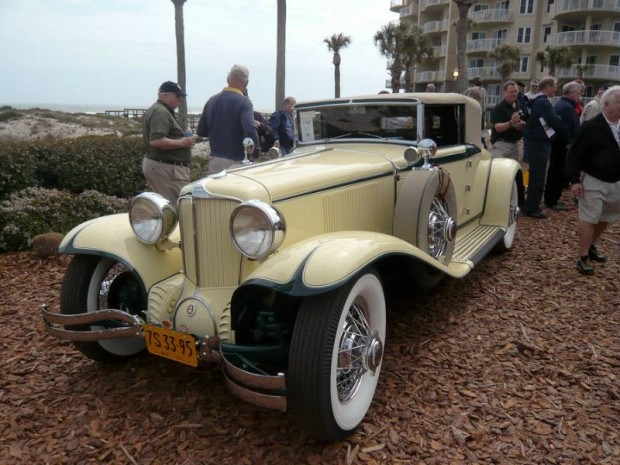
left=388, top=0, right=620, bottom=106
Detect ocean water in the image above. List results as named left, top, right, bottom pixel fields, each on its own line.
left=1, top=102, right=207, bottom=115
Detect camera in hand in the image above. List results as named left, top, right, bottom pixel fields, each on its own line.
left=517, top=109, right=530, bottom=121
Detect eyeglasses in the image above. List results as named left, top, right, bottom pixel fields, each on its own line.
left=531, top=85, right=538, bottom=88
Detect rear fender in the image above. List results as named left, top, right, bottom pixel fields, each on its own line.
left=60, top=214, right=182, bottom=289
left=480, top=159, right=521, bottom=227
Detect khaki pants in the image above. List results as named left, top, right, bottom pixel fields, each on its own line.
left=142, top=158, right=189, bottom=204
left=206, top=156, right=244, bottom=176
left=490, top=140, right=520, bottom=161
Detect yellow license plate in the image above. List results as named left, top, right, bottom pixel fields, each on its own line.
left=144, top=325, right=198, bottom=367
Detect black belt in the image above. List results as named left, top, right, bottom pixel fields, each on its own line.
left=148, top=158, right=189, bottom=167
left=492, top=138, right=519, bottom=144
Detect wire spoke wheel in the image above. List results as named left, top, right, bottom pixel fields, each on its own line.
left=288, top=269, right=386, bottom=440
left=60, top=255, right=147, bottom=362
left=427, top=197, right=456, bottom=259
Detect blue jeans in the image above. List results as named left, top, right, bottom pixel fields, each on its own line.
left=523, top=138, right=552, bottom=214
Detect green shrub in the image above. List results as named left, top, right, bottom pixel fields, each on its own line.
left=0, top=141, right=38, bottom=200
left=36, top=136, right=147, bottom=197
left=1, top=134, right=208, bottom=201
left=0, top=108, right=22, bottom=123
left=0, top=187, right=130, bottom=252
left=190, top=155, right=208, bottom=181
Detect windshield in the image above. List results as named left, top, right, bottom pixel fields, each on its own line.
left=296, top=103, right=465, bottom=147
left=297, top=104, right=419, bottom=142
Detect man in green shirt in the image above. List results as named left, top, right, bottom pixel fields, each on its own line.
left=142, top=81, right=195, bottom=203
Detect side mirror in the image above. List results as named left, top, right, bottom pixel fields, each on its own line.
left=418, top=138, right=437, bottom=168
left=267, top=146, right=281, bottom=160
left=242, top=137, right=255, bottom=165
left=243, top=137, right=255, bottom=155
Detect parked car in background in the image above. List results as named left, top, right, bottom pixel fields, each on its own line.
left=42, top=93, right=521, bottom=441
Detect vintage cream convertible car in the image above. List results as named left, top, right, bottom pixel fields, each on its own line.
left=42, top=93, right=521, bottom=440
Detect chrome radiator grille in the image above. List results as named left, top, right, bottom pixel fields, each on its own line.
left=178, top=197, right=242, bottom=288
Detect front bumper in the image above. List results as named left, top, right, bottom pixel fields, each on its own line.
left=40, top=305, right=287, bottom=411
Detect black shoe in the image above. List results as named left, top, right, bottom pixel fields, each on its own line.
left=589, top=244, right=607, bottom=262
left=525, top=210, right=547, bottom=219
left=550, top=202, right=569, bottom=211
left=576, top=256, right=594, bottom=275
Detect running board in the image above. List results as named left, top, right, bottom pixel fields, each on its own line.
left=451, top=224, right=504, bottom=266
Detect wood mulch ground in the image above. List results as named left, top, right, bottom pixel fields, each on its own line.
left=1, top=193, right=619, bottom=465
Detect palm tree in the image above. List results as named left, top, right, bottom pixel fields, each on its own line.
left=453, top=0, right=475, bottom=92
left=323, top=33, right=351, bottom=98
left=488, top=44, right=520, bottom=81
left=402, top=26, right=434, bottom=92
left=171, top=0, right=188, bottom=130
left=374, top=22, right=409, bottom=93
left=275, top=0, right=286, bottom=110
left=575, top=63, right=593, bottom=79
left=535, top=45, right=573, bottom=76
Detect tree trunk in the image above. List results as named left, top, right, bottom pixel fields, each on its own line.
left=455, top=2, right=471, bottom=93
left=275, top=0, right=286, bottom=111
left=333, top=52, right=341, bottom=98
left=173, top=0, right=188, bottom=130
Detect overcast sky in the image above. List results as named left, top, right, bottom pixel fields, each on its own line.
left=0, top=0, right=396, bottom=112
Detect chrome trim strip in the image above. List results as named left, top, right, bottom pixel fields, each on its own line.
left=41, top=305, right=143, bottom=341
left=44, top=325, right=141, bottom=342
left=222, top=371, right=287, bottom=411
left=221, top=355, right=286, bottom=391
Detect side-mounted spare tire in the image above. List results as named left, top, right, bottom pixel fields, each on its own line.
left=393, top=167, right=457, bottom=264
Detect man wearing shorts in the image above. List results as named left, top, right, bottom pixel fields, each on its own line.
left=566, top=86, right=620, bottom=275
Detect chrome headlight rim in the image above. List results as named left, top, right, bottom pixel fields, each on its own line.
left=230, top=200, right=286, bottom=260
left=129, top=192, right=178, bottom=245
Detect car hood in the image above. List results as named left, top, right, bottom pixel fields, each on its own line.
left=190, top=143, right=407, bottom=202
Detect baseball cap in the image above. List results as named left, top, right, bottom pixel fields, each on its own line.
left=158, top=81, right=187, bottom=96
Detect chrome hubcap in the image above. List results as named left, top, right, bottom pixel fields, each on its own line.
left=427, top=198, right=455, bottom=258
left=337, top=302, right=383, bottom=403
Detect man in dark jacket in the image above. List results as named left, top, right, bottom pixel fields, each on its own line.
left=197, top=64, right=258, bottom=175
left=522, top=76, right=562, bottom=218
left=544, top=81, right=581, bottom=210
left=270, top=97, right=296, bottom=155
left=566, top=86, right=620, bottom=275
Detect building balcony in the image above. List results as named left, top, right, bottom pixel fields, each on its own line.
left=417, top=71, right=438, bottom=82
left=390, top=0, right=406, bottom=12
left=420, top=0, right=449, bottom=11
left=554, top=30, right=620, bottom=47
left=468, top=8, right=513, bottom=23
left=553, top=0, right=620, bottom=19
left=556, top=64, right=620, bottom=80
left=400, top=2, right=418, bottom=18
left=433, top=45, right=447, bottom=57
left=466, top=38, right=507, bottom=53
left=486, top=95, right=502, bottom=106
left=385, top=78, right=406, bottom=89
left=467, top=67, right=502, bottom=80
left=423, top=19, right=449, bottom=34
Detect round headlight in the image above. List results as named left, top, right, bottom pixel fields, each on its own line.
left=129, top=192, right=178, bottom=244
left=230, top=200, right=286, bottom=259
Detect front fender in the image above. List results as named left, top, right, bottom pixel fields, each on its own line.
left=60, top=214, right=182, bottom=289
left=480, top=158, right=522, bottom=227
left=241, top=231, right=471, bottom=296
